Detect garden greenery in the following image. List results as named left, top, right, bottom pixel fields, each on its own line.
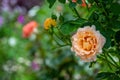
left=0, top=0, right=120, bottom=80
left=46, top=0, right=120, bottom=79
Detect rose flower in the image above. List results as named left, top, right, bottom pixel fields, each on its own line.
left=81, top=0, right=86, bottom=7
left=71, top=25, right=106, bottom=62
left=44, top=18, right=56, bottom=30
left=22, top=21, right=38, bottom=38
left=72, top=0, right=77, bottom=3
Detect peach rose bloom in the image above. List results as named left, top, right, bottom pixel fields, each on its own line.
left=71, top=25, right=106, bottom=62
left=23, top=21, right=38, bottom=38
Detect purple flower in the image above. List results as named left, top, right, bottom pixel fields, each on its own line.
left=31, top=61, right=40, bottom=71
left=0, top=16, right=4, bottom=26
left=17, top=15, right=25, bottom=24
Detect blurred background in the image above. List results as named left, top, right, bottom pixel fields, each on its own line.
left=0, top=0, right=101, bottom=80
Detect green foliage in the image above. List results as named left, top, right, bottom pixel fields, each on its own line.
left=58, top=0, right=66, bottom=4
left=0, top=27, right=12, bottom=38
left=77, top=0, right=82, bottom=4
left=51, top=14, right=57, bottom=20
left=59, top=14, right=65, bottom=23
left=87, top=0, right=94, bottom=4
left=96, top=72, right=120, bottom=80
left=0, top=0, right=120, bottom=80
left=47, top=0, right=56, bottom=8
left=110, top=3, right=120, bottom=15
left=60, top=18, right=86, bottom=35
left=115, top=30, right=120, bottom=44
left=69, top=1, right=77, bottom=8
left=60, top=21, right=78, bottom=35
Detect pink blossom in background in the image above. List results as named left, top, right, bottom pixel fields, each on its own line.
left=17, top=15, right=25, bottom=24
left=31, top=61, right=40, bottom=71
left=22, top=21, right=38, bottom=38
left=72, top=0, right=77, bottom=3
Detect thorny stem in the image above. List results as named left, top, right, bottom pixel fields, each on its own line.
left=73, top=8, right=81, bottom=18
left=57, top=27, right=71, bottom=44
left=52, top=28, right=71, bottom=47
left=52, top=44, right=70, bottom=50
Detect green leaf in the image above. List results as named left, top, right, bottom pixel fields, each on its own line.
left=60, top=21, right=78, bottom=35
left=89, top=12, right=99, bottom=21
left=77, top=0, right=82, bottom=4
left=96, top=72, right=120, bottom=80
left=102, top=0, right=113, bottom=4
left=70, top=18, right=87, bottom=25
left=110, top=3, right=120, bottom=15
left=87, top=0, right=94, bottom=4
left=60, top=18, right=86, bottom=35
left=58, top=0, right=66, bottom=4
left=47, top=0, right=56, bottom=8
left=102, top=30, right=112, bottom=48
left=94, top=23, right=112, bottom=48
left=0, top=26, right=12, bottom=38
left=113, top=21, right=120, bottom=30
left=59, top=14, right=65, bottom=23
left=87, top=5, right=98, bottom=19
left=96, top=72, right=113, bottom=80
left=115, top=30, right=120, bottom=44
left=69, top=1, right=77, bottom=8
left=51, top=14, right=57, bottom=20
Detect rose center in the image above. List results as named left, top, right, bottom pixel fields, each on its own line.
left=83, top=41, right=92, bottom=51
left=78, top=31, right=97, bottom=51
